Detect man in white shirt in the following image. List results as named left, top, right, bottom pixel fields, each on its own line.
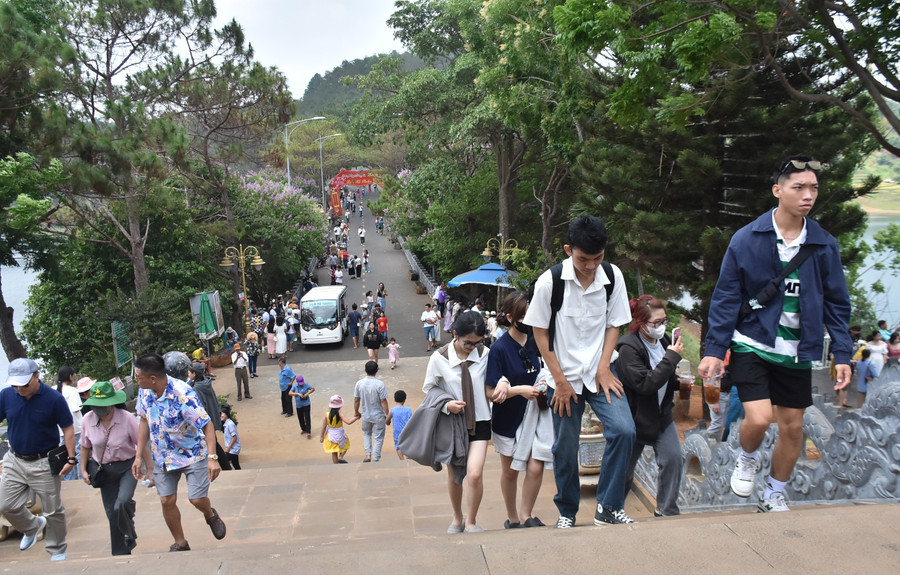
left=231, top=344, right=252, bottom=401
left=523, top=215, right=635, bottom=529
left=358, top=226, right=366, bottom=245
left=420, top=303, right=439, bottom=352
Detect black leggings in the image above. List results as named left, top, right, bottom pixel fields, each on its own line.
left=226, top=453, right=241, bottom=470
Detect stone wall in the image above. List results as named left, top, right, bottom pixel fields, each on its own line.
left=633, top=369, right=900, bottom=511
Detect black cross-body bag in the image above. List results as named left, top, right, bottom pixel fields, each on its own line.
left=738, top=244, right=818, bottom=321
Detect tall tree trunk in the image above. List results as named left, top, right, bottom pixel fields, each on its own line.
left=220, top=185, right=245, bottom=333
left=125, top=194, right=149, bottom=296
left=494, top=133, right=525, bottom=243
left=538, top=161, right=569, bottom=255
left=0, top=270, right=28, bottom=360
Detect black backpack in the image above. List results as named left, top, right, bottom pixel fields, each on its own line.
left=529, top=261, right=615, bottom=352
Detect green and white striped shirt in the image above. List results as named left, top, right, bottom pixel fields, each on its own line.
left=731, top=210, right=812, bottom=369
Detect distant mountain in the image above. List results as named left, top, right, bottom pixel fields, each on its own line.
left=296, top=51, right=426, bottom=120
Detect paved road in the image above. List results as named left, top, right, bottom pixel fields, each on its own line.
left=255, top=191, right=438, bottom=372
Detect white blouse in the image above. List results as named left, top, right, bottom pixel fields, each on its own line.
left=423, top=344, right=491, bottom=422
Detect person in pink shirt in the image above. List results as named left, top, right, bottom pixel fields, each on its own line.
left=79, top=381, right=148, bottom=555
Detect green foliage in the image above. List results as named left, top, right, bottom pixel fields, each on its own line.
left=21, top=191, right=231, bottom=377
left=232, top=167, right=329, bottom=295
left=98, top=284, right=197, bottom=357
left=296, top=52, right=426, bottom=120
left=0, top=153, right=67, bottom=266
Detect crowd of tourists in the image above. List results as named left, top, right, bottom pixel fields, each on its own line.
left=0, top=156, right=872, bottom=556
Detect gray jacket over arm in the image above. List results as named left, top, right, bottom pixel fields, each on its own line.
left=398, top=387, right=468, bottom=484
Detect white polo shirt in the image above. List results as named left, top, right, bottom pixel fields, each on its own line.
left=422, top=345, right=491, bottom=421
left=523, top=257, right=631, bottom=394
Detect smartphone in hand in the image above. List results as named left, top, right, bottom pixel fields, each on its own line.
left=673, top=327, right=681, bottom=340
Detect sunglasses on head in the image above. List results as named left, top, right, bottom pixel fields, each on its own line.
left=777, top=159, right=822, bottom=179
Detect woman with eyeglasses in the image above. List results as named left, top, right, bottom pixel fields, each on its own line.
left=616, top=295, right=684, bottom=516
left=485, top=291, right=552, bottom=529
left=423, top=310, right=492, bottom=533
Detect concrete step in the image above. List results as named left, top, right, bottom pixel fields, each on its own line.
left=6, top=456, right=899, bottom=575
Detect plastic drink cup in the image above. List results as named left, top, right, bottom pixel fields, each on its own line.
left=703, top=374, right=721, bottom=404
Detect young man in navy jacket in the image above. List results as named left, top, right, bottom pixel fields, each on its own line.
left=699, top=155, right=852, bottom=512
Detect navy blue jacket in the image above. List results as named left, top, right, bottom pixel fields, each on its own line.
left=705, top=210, right=852, bottom=365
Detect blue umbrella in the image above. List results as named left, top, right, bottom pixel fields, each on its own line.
left=448, top=263, right=517, bottom=288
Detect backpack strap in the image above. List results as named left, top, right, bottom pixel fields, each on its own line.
left=547, top=263, right=565, bottom=352
left=601, top=261, right=615, bottom=304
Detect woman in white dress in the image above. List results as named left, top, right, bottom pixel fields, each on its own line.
left=275, top=316, right=288, bottom=357
left=866, top=331, right=889, bottom=376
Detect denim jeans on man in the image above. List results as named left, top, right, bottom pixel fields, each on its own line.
left=548, top=385, right=636, bottom=518
left=361, top=419, right=386, bottom=461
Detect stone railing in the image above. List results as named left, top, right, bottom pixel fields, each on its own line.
left=633, top=369, right=900, bottom=511
left=396, top=235, right=438, bottom=297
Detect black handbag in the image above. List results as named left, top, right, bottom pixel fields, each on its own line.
left=86, top=458, right=105, bottom=488
left=48, top=445, right=69, bottom=476
left=87, top=424, right=114, bottom=488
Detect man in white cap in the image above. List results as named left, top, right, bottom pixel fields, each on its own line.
left=0, top=357, right=75, bottom=561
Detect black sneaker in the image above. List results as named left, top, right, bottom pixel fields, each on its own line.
left=554, top=516, right=575, bottom=529
left=594, top=504, right=635, bottom=526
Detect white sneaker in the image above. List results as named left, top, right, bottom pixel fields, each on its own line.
left=730, top=453, right=759, bottom=497
left=19, top=515, right=47, bottom=551
left=757, top=492, right=790, bottom=513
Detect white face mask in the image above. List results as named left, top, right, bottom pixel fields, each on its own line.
left=645, top=324, right=666, bottom=340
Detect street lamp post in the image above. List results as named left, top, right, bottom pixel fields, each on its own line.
left=482, top=235, right=518, bottom=310
left=482, top=235, right=518, bottom=264
left=284, top=116, right=326, bottom=187
left=316, top=133, right=342, bottom=211
left=219, top=244, right=265, bottom=336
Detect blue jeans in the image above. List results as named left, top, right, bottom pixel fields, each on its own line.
left=547, top=385, right=636, bottom=518
left=722, top=386, right=744, bottom=442
left=248, top=354, right=258, bottom=375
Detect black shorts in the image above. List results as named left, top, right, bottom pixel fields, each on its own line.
left=469, top=420, right=491, bottom=442
left=729, top=351, right=813, bottom=409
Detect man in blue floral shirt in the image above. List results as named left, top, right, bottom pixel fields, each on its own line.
left=131, top=353, right=226, bottom=551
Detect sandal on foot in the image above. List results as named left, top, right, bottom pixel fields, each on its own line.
left=169, top=541, right=191, bottom=552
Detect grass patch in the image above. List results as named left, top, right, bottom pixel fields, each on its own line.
left=681, top=327, right=701, bottom=373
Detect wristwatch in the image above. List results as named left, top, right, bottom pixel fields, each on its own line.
left=208, top=454, right=219, bottom=461
left=67, top=456, right=77, bottom=464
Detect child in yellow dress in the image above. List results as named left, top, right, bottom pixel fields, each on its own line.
left=320, top=395, right=360, bottom=464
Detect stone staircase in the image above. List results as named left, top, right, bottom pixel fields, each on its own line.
left=4, top=455, right=900, bottom=574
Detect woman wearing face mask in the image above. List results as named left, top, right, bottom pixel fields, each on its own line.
left=485, top=291, right=552, bottom=529
left=615, top=295, right=684, bottom=517
left=79, top=381, right=149, bottom=555
left=423, top=310, right=492, bottom=533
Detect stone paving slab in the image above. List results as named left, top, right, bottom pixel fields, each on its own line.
left=5, top=503, right=899, bottom=574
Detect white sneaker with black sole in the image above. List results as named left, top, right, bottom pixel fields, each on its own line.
left=730, top=453, right=759, bottom=497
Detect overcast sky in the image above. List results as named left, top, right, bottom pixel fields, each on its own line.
left=213, top=0, right=407, bottom=99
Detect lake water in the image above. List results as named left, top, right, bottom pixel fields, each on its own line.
left=859, top=214, right=900, bottom=326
